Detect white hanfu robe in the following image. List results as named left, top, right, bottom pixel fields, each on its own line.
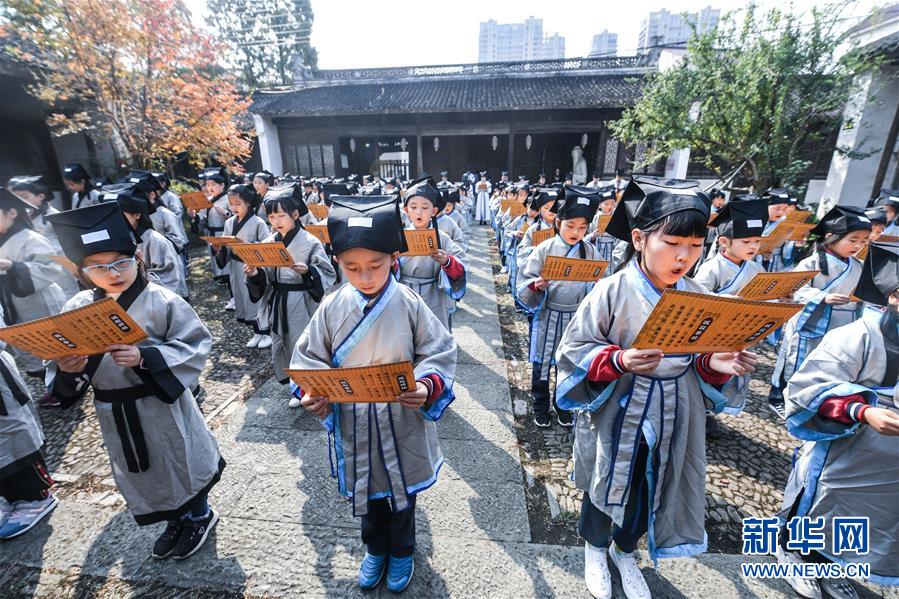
left=517, top=235, right=597, bottom=380
left=694, top=252, right=766, bottom=413
left=217, top=213, right=270, bottom=331
left=555, top=261, right=737, bottom=562
left=474, top=181, right=492, bottom=223
left=396, top=228, right=467, bottom=331
left=772, top=251, right=863, bottom=387
left=137, top=226, right=188, bottom=298
left=246, top=226, right=336, bottom=383
left=781, top=308, right=899, bottom=585
left=0, top=225, right=67, bottom=371
left=46, top=279, right=223, bottom=525
left=202, top=193, right=231, bottom=281
left=290, top=276, right=457, bottom=516
left=0, top=304, right=44, bottom=482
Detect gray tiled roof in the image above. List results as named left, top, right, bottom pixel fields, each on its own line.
left=251, top=73, right=646, bottom=116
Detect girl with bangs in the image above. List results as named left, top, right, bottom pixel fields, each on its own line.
left=244, top=184, right=335, bottom=405
left=555, top=178, right=757, bottom=599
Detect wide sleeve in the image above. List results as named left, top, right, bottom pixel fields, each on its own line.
left=784, top=321, right=879, bottom=441
left=134, top=296, right=212, bottom=403
left=410, top=296, right=458, bottom=421
left=146, top=234, right=181, bottom=279
left=554, top=282, right=621, bottom=412
left=290, top=300, right=334, bottom=371
left=438, top=233, right=467, bottom=301
left=7, top=233, right=67, bottom=297
left=791, top=257, right=826, bottom=304
left=304, top=237, right=337, bottom=302
left=693, top=259, right=719, bottom=292
left=515, top=242, right=547, bottom=312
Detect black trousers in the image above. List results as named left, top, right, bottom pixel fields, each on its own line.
left=0, top=453, right=53, bottom=502
left=361, top=495, right=417, bottom=557
left=531, top=362, right=551, bottom=416
left=579, top=442, right=650, bottom=553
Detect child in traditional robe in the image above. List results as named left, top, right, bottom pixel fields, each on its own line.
left=695, top=199, right=768, bottom=415
left=441, top=190, right=470, bottom=245
left=505, top=189, right=539, bottom=299
left=554, top=177, right=757, bottom=599
left=293, top=195, right=457, bottom=593
left=775, top=242, right=899, bottom=597
left=0, top=302, right=56, bottom=539
left=45, top=202, right=223, bottom=560
left=474, top=171, right=492, bottom=225
left=0, top=188, right=67, bottom=376
left=517, top=186, right=602, bottom=429
left=127, top=171, right=189, bottom=256
left=768, top=206, right=871, bottom=419
left=437, top=189, right=469, bottom=253
left=62, top=163, right=101, bottom=209
left=588, top=185, right=619, bottom=263
left=245, top=184, right=335, bottom=400
left=873, top=189, right=899, bottom=236
left=252, top=171, right=275, bottom=217
left=397, top=178, right=467, bottom=332
left=215, top=184, right=271, bottom=349
left=514, top=190, right=559, bottom=300
left=107, top=184, right=189, bottom=300
left=189, top=168, right=232, bottom=309
left=756, top=191, right=793, bottom=272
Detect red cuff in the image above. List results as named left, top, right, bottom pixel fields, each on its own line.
left=441, top=255, right=465, bottom=280
left=818, top=394, right=868, bottom=424
left=391, top=260, right=400, bottom=275
left=419, top=374, right=445, bottom=407
left=587, top=345, right=627, bottom=383
left=697, top=354, right=733, bottom=386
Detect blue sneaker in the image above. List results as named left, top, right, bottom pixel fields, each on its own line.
left=386, top=555, right=415, bottom=593
left=358, top=552, right=386, bottom=590
left=0, top=495, right=58, bottom=539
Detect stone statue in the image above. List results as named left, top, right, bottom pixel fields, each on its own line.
left=571, top=145, right=588, bottom=185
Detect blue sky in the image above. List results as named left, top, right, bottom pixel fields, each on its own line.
left=185, top=0, right=881, bottom=69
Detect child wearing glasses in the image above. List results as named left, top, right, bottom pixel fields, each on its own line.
left=44, top=202, right=224, bottom=560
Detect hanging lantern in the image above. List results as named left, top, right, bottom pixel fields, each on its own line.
left=491, top=135, right=498, bottom=151
left=581, top=133, right=588, bottom=148
left=399, top=137, right=408, bottom=151
left=433, top=137, right=440, bottom=152
left=525, top=135, right=532, bottom=150
left=349, top=138, right=356, bottom=153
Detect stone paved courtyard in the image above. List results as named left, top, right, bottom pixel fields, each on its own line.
left=1, top=230, right=896, bottom=598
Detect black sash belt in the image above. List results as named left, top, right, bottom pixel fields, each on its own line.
left=270, top=281, right=309, bottom=337
left=94, top=385, right=152, bottom=473
left=207, top=226, right=224, bottom=233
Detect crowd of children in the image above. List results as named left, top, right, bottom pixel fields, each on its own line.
left=0, top=162, right=896, bottom=597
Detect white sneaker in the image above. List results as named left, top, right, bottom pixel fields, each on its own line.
left=775, top=544, right=822, bottom=599
left=818, top=578, right=858, bottom=599
left=245, top=334, right=261, bottom=348
left=584, top=542, right=612, bottom=599
left=500, top=265, right=509, bottom=274
left=609, top=543, right=651, bottom=599
left=256, top=335, right=272, bottom=349
left=225, top=298, right=235, bottom=311
left=288, top=395, right=302, bottom=409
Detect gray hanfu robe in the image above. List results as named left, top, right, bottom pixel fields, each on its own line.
left=781, top=308, right=899, bottom=585
left=137, top=227, right=188, bottom=299
left=0, top=225, right=67, bottom=371
left=396, top=227, right=467, bottom=331
left=150, top=205, right=188, bottom=252
left=445, top=208, right=470, bottom=243
left=772, top=252, right=863, bottom=387
left=590, top=211, right=618, bottom=265
left=160, top=189, right=184, bottom=220
left=46, top=279, right=222, bottom=525
left=505, top=215, right=537, bottom=300
left=0, top=304, right=44, bottom=481
left=517, top=235, right=598, bottom=380
left=290, top=276, right=458, bottom=516
left=436, top=213, right=468, bottom=254
left=246, top=226, right=335, bottom=383
left=202, top=193, right=231, bottom=281
left=755, top=220, right=796, bottom=273
left=694, top=252, right=767, bottom=413
left=555, top=261, right=736, bottom=562
left=72, top=189, right=101, bottom=210
left=218, top=214, right=270, bottom=331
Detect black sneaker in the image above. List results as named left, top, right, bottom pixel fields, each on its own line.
left=768, top=400, right=787, bottom=421
left=171, top=508, right=219, bottom=560
left=152, top=521, right=183, bottom=559
left=556, top=409, right=574, bottom=427
left=533, top=413, right=551, bottom=428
